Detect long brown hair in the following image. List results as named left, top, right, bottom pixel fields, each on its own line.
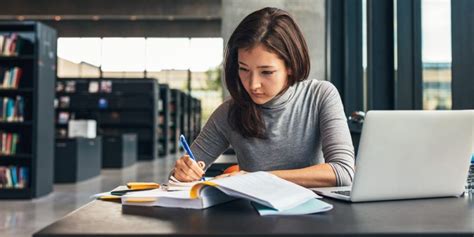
left=224, top=7, right=310, bottom=138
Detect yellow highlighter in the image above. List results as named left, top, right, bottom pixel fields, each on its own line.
left=97, top=195, right=122, bottom=201
left=126, top=182, right=161, bottom=190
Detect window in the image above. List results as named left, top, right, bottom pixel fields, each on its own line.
left=362, top=0, right=368, bottom=112
left=421, top=0, right=452, bottom=110
left=57, top=38, right=101, bottom=78
left=57, top=37, right=224, bottom=125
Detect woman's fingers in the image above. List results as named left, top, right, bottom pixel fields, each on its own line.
left=175, top=166, right=200, bottom=182
left=173, top=155, right=205, bottom=182
left=183, top=156, right=205, bottom=177
left=197, top=161, right=206, bottom=169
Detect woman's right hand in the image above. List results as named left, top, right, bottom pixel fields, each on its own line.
left=173, top=155, right=206, bottom=182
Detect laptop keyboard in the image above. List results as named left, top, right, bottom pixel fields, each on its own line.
left=332, top=190, right=351, bottom=196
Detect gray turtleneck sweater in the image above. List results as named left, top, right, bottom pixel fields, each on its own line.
left=190, top=79, right=355, bottom=186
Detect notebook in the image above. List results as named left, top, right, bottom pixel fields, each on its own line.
left=121, top=171, right=330, bottom=215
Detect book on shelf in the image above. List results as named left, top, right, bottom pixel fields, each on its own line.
left=0, top=96, right=25, bottom=122
left=110, top=111, right=119, bottom=120
left=0, top=33, right=26, bottom=57
left=88, top=81, right=99, bottom=93
left=58, top=112, right=70, bottom=124
left=0, top=66, right=22, bottom=89
left=0, top=166, right=29, bottom=189
left=158, top=100, right=163, bottom=111
left=98, top=98, right=108, bottom=109
left=169, top=103, right=176, bottom=113
left=58, top=96, right=70, bottom=108
left=56, top=128, right=68, bottom=138
left=56, top=81, right=64, bottom=92
left=65, top=81, right=76, bottom=93
left=0, top=132, right=20, bottom=155
left=100, top=80, right=112, bottom=93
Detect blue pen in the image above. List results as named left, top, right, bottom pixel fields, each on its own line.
left=179, top=134, right=204, bottom=181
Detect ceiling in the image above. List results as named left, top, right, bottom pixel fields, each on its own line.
left=0, top=0, right=222, bottom=37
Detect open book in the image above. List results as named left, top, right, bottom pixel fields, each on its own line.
left=121, top=172, right=332, bottom=215
left=164, top=175, right=202, bottom=191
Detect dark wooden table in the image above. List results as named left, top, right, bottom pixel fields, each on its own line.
left=34, top=192, right=474, bottom=236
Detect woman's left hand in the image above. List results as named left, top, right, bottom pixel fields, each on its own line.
left=215, top=170, right=248, bottom=179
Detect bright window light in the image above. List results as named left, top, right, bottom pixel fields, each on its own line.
left=101, top=38, right=146, bottom=72
left=58, top=37, right=224, bottom=72
left=189, top=38, right=224, bottom=71
left=146, top=38, right=191, bottom=71
left=58, top=38, right=102, bottom=67
left=421, top=0, right=451, bottom=63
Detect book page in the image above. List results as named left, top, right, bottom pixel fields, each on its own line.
left=166, top=176, right=214, bottom=191
left=252, top=198, right=333, bottom=216
left=209, top=172, right=319, bottom=211
left=124, top=189, right=191, bottom=199
left=165, top=176, right=203, bottom=191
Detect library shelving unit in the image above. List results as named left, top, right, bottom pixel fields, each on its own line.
left=179, top=91, right=190, bottom=146
left=187, top=94, right=195, bottom=143
left=169, top=89, right=182, bottom=154
left=0, top=22, right=56, bottom=198
left=186, top=95, right=202, bottom=143
left=55, top=78, right=159, bottom=162
left=54, top=137, right=101, bottom=183
left=158, top=84, right=170, bottom=157
left=191, top=97, right=202, bottom=140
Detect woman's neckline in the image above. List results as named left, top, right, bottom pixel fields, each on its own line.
left=260, top=83, right=297, bottom=110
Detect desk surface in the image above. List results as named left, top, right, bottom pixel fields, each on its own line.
left=34, top=194, right=474, bottom=237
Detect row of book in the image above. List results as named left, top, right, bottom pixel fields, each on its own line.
left=57, top=111, right=75, bottom=124
left=0, top=96, right=25, bottom=122
left=0, top=67, right=23, bottom=89
left=0, top=166, right=28, bottom=189
left=0, top=33, right=25, bottom=56
left=0, top=132, right=20, bottom=155
left=56, top=80, right=113, bottom=93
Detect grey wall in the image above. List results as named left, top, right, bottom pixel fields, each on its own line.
left=221, top=0, right=326, bottom=96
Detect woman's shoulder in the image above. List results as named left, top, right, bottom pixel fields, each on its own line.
left=299, top=78, right=339, bottom=97
left=216, top=97, right=233, bottom=113
left=208, top=98, right=233, bottom=124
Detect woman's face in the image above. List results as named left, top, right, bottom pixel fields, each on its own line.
left=238, top=44, right=290, bottom=105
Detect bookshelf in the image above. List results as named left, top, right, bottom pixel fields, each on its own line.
left=169, top=89, right=182, bottom=154
left=55, top=78, right=159, bottom=161
left=191, top=97, right=202, bottom=141
left=185, top=95, right=202, bottom=143
left=0, top=22, right=56, bottom=198
left=179, top=91, right=190, bottom=147
left=158, top=84, right=170, bottom=157
left=175, top=92, right=202, bottom=146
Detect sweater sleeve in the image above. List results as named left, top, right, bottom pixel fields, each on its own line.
left=317, top=82, right=355, bottom=186
left=190, top=101, right=231, bottom=170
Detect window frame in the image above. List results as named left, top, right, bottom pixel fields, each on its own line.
left=451, top=0, right=474, bottom=109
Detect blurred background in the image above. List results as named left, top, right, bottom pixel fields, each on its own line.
left=0, top=0, right=472, bottom=236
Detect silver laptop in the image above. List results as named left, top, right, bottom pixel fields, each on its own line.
left=312, top=110, right=474, bottom=202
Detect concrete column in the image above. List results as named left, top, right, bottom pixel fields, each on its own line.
left=221, top=0, right=326, bottom=97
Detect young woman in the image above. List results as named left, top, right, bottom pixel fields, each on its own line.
left=172, top=7, right=354, bottom=188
